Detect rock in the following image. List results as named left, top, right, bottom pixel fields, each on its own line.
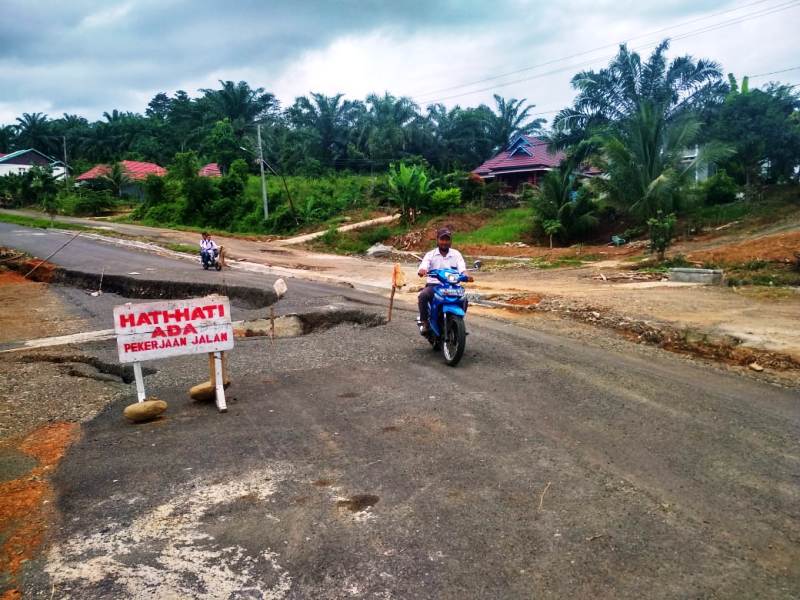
left=366, top=243, right=395, bottom=258
left=123, top=399, right=167, bottom=422
left=190, top=380, right=231, bottom=402
left=748, top=362, right=764, bottom=372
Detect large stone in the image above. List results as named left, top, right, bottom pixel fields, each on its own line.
left=190, top=380, right=231, bottom=402
left=124, top=399, right=167, bottom=422
left=366, top=243, right=395, bottom=258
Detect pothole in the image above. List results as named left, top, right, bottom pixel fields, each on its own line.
left=15, top=354, right=156, bottom=384
left=234, top=306, right=386, bottom=339
left=337, top=494, right=379, bottom=512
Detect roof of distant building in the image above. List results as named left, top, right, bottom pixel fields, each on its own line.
left=472, top=135, right=565, bottom=177
left=199, top=163, right=222, bottom=177
left=76, top=160, right=166, bottom=182
left=0, top=148, right=60, bottom=165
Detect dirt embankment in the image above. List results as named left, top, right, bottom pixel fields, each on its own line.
left=0, top=424, right=79, bottom=600
left=0, top=267, right=125, bottom=598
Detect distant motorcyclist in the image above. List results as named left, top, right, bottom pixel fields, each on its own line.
left=200, top=232, right=219, bottom=266
left=417, top=228, right=472, bottom=333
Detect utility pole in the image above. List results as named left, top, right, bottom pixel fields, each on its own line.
left=62, top=136, right=69, bottom=189
left=256, top=124, right=268, bottom=220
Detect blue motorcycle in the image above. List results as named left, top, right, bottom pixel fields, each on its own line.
left=417, top=268, right=471, bottom=366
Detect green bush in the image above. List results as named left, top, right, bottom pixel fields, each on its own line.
left=430, top=187, right=462, bottom=214
left=701, top=170, right=739, bottom=205
left=61, top=190, right=117, bottom=216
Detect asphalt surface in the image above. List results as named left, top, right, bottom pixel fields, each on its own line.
left=2, top=224, right=799, bottom=599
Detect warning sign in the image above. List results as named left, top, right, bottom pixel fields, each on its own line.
left=114, top=295, right=234, bottom=363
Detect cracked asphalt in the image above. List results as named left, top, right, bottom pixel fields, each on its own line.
left=1, top=224, right=799, bottom=599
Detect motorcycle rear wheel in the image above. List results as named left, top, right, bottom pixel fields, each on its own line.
left=442, top=314, right=466, bottom=366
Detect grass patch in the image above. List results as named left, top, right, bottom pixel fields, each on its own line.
left=457, top=208, right=533, bottom=245
left=312, top=224, right=394, bottom=255
left=0, top=213, right=89, bottom=232
left=163, top=242, right=198, bottom=254
left=725, top=260, right=800, bottom=288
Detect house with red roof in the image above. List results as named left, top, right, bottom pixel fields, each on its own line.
left=76, top=160, right=166, bottom=183
left=198, top=163, right=222, bottom=177
left=472, top=135, right=598, bottom=191
left=76, top=160, right=167, bottom=198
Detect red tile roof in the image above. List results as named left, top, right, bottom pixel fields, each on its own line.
left=198, top=163, right=222, bottom=177
left=76, top=160, right=166, bottom=182
left=473, top=136, right=564, bottom=177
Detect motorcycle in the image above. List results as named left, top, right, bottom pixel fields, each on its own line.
left=416, top=267, right=474, bottom=367
left=201, top=248, right=222, bottom=271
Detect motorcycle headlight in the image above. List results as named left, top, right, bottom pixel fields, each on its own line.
left=446, top=273, right=459, bottom=284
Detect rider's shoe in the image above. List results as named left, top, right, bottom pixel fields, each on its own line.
left=418, top=319, right=430, bottom=335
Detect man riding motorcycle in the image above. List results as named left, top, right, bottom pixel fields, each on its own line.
left=417, top=228, right=473, bottom=334
left=199, top=232, right=219, bottom=267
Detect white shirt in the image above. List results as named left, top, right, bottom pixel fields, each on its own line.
left=419, top=248, right=467, bottom=284
left=200, top=238, right=219, bottom=251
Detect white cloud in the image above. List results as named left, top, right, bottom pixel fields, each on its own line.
left=79, top=2, right=133, bottom=29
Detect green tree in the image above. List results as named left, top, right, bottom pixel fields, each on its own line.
left=531, top=146, right=599, bottom=242
left=488, top=95, right=545, bottom=151
left=647, top=210, right=677, bottom=261
left=704, top=83, right=800, bottom=187
left=200, top=80, right=278, bottom=137
left=202, top=119, right=241, bottom=173
left=387, top=163, right=432, bottom=223
left=101, top=162, right=132, bottom=198
left=592, top=102, right=730, bottom=220
left=552, top=40, right=725, bottom=148
left=14, top=113, right=55, bottom=153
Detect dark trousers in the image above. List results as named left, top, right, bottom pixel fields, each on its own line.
left=418, top=284, right=437, bottom=321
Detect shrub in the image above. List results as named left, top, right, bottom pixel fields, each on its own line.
left=430, top=187, right=462, bottom=214
left=700, top=170, right=738, bottom=205
left=647, top=211, right=677, bottom=261
left=61, top=190, right=117, bottom=216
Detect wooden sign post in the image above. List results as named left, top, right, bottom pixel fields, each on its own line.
left=388, top=263, right=405, bottom=322
left=113, top=295, right=235, bottom=412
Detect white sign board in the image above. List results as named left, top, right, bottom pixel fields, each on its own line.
left=114, top=295, right=234, bottom=364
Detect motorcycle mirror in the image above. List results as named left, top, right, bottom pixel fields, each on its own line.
left=473, top=260, right=482, bottom=271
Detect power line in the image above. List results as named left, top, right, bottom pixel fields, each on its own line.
left=749, top=66, right=800, bottom=78
left=414, top=0, right=800, bottom=106
left=413, top=0, right=779, bottom=101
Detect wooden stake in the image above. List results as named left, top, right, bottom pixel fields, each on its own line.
left=213, top=351, right=227, bottom=412
left=388, top=285, right=396, bottom=322
left=133, top=362, right=146, bottom=402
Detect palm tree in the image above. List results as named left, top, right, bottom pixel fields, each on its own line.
left=200, top=80, right=277, bottom=137
left=0, top=125, right=15, bottom=153
left=14, top=112, right=55, bottom=153
left=101, top=162, right=131, bottom=198
left=364, top=93, right=420, bottom=159
left=591, top=102, right=729, bottom=219
left=488, top=95, right=545, bottom=151
left=288, top=93, right=360, bottom=166
left=532, top=145, right=599, bottom=244
left=552, top=40, right=725, bottom=148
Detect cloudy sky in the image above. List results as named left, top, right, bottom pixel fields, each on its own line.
left=1, top=0, right=798, bottom=125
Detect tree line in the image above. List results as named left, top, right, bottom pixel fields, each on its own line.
left=1, top=39, right=799, bottom=247
left=0, top=82, right=545, bottom=177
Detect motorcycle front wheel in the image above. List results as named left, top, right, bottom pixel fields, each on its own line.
left=442, top=314, right=466, bottom=366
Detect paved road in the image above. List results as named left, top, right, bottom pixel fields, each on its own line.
left=2, top=224, right=799, bottom=599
